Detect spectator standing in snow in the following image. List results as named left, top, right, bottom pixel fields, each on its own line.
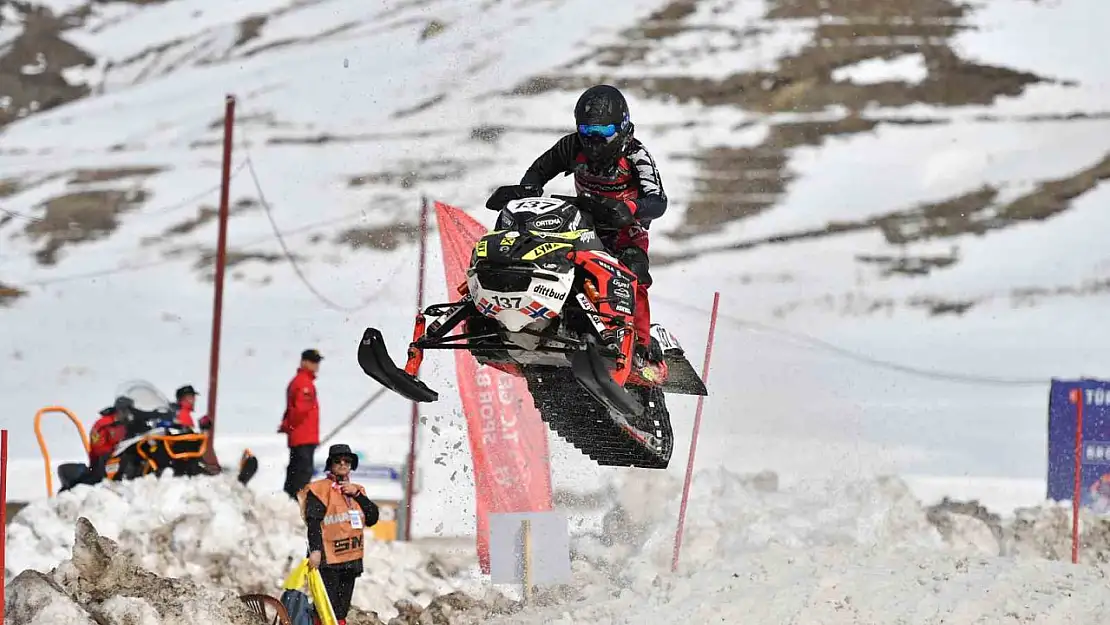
left=299, top=444, right=378, bottom=625
left=280, top=349, right=323, bottom=499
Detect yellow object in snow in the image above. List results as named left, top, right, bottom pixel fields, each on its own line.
left=283, top=558, right=338, bottom=625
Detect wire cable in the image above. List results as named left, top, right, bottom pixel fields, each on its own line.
left=240, top=148, right=407, bottom=313
left=656, top=294, right=1046, bottom=387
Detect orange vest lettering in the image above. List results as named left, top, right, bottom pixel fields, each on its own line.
left=299, top=478, right=367, bottom=564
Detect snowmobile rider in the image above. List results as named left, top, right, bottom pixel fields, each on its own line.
left=173, top=385, right=199, bottom=429
left=518, top=83, right=668, bottom=374
left=300, top=444, right=379, bottom=625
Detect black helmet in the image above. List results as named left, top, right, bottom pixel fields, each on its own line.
left=574, top=84, right=633, bottom=172
left=113, top=395, right=135, bottom=421
left=175, top=385, right=199, bottom=401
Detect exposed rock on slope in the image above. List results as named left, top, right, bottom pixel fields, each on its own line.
left=6, top=517, right=262, bottom=625
left=5, top=474, right=495, bottom=620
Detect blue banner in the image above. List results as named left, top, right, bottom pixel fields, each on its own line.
left=1047, top=378, right=1110, bottom=512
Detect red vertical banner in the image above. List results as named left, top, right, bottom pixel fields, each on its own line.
left=433, top=201, right=553, bottom=573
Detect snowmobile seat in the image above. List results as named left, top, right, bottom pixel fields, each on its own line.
left=57, top=462, right=91, bottom=492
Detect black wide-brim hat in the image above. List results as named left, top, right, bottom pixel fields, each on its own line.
left=325, top=443, right=359, bottom=471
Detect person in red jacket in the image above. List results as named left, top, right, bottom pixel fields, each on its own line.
left=280, top=349, right=323, bottom=499
left=174, top=385, right=199, bottom=428
left=88, top=405, right=126, bottom=473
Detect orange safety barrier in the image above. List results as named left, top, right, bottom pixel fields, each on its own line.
left=134, top=433, right=209, bottom=475
left=34, top=406, right=90, bottom=497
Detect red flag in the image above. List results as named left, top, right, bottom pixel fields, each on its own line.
left=434, top=201, right=553, bottom=573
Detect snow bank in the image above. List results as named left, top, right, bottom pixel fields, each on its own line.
left=7, top=517, right=261, bottom=625
left=472, top=546, right=1110, bottom=625
left=5, top=474, right=488, bottom=619
left=464, top=470, right=1110, bottom=624
left=13, top=467, right=1110, bottom=624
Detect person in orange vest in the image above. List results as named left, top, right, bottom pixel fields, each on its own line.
left=299, top=444, right=378, bottom=625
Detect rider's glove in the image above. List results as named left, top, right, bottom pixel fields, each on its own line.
left=583, top=192, right=636, bottom=228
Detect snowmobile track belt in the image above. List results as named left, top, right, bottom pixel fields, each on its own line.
left=525, top=367, right=672, bottom=469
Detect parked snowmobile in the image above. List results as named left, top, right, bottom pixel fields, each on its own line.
left=56, top=381, right=257, bottom=492
left=357, top=185, right=708, bottom=469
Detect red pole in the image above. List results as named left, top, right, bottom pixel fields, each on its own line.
left=1071, top=387, right=1084, bottom=564
left=1, top=429, right=8, bottom=624
left=403, top=196, right=429, bottom=541
left=203, top=94, right=236, bottom=472
left=671, top=291, right=721, bottom=573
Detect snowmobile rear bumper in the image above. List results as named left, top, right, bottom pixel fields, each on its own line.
left=661, top=352, right=708, bottom=396
left=358, top=327, right=440, bottom=403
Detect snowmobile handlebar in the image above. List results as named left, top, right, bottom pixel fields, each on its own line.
left=550, top=194, right=626, bottom=232
left=485, top=183, right=544, bottom=211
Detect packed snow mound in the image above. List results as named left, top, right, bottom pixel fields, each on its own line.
left=564, top=468, right=951, bottom=597
left=5, top=474, right=488, bottom=619
left=471, top=546, right=1110, bottom=625
left=14, top=468, right=1110, bottom=624
left=6, top=517, right=261, bottom=625
left=481, top=469, right=1110, bottom=624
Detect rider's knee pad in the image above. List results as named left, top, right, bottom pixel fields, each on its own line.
left=618, top=247, right=652, bottom=287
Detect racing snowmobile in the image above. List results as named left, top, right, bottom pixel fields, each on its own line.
left=57, top=381, right=258, bottom=492
left=357, top=185, right=708, bottom=469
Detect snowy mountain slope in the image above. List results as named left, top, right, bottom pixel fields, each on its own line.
left=1, top=0, right=1110, bottom=535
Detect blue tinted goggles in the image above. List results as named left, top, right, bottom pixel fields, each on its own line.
left=578, top=123, right=618, bottom=139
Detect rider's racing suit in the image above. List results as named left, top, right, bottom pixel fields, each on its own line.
left=520, top=133, right=668, bottom=357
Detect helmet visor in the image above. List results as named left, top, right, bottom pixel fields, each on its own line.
left=578, top=123, right=618, bottom=139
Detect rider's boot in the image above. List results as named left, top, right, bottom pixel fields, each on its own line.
left=628, top=337, right=667, bottom=386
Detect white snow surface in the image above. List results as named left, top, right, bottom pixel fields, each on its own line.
left=10, top=465, right=1110, bottom=624
left=5, top=473, right=488, bottom=620
left=470, top=469, right=1110, bottom=624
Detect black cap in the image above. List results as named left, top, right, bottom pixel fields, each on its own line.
left=325, top=444, right=358, bottom=471
left=175, top=385, right=199, bottom=400
left=301, top=349, right=324, bottom=363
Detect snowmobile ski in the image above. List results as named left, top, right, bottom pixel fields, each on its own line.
left=357, top=327, right=439, bottom=402
left=570, top=342, right=645, bottom=419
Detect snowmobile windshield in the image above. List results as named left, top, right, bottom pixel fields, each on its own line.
left=114, top=380, right=173, bottom=414
left=496, top=197, right=587, bottom=234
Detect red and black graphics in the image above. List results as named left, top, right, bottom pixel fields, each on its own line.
left=573, top=153, right=638, bottom=200
left=571, top=250, right=637, bottom=327
left=570, top=250, right=640, bottom=388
